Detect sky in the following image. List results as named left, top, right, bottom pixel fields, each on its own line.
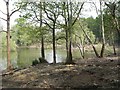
left=0, top=0, right=20, bottom=30
left=0, top=0, right=100, bottom=30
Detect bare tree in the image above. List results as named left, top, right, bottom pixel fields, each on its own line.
left=0, top=0, right=22, bottom=70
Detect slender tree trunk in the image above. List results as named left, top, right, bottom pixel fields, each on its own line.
left=53, top=24, right=56, bottom=63
left=65, top=1, right=74, bottom=64
left=100, top=43, right=105, bottom=57
left=84, top=30, right=100, bottom=58
left=114, top=18, right=120, bottom=36
left=112, top=34, right=116, bottom=55
left=75, top=34, right=85, bottom=59
left=41, top=35, right=45, bottom=58
left=82, top=46, right=85, bottom=59
left=6, top=1, right=12, bottom=70
left=40, top=2, right=45, bottom=59
left=100, top=0, right=105, bottom=57
left=77, top=44, right=84, bottom=59
left=63, top=2, right=69, bottom=62
left=43, top=2, right=57, bottom=63
left=113, top=42, right=116, bottom=55
left=1, top=0, right=21, bottom=70
left=79, top=23, right=100, bottom=57
left=66, top=28, right=69, bottom=60
left=112, top=17, right=120, bottom=42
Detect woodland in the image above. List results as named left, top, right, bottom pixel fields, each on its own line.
left=0, top=0, right=120, bottom=89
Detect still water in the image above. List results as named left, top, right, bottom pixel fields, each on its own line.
left=0, top=48, right=96, bottom=71
left=0, top=48, right=67, bottom=70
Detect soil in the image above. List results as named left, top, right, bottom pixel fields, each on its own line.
left=1, top=56, right=120, bottom=89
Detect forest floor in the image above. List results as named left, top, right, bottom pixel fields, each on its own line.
left=1, top=55, right=120, bottom=89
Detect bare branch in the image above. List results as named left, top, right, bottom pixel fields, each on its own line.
left=44, top=10, right=55, bottom=22
left=72, top=2, right=84, bottom=26
left=10, top=4, right=23, bottom=17
left=33, top=10, right=40, bottom=21
left=43, top=20, right=53, bottom=29
left=0, top=17, right=7, bottom=21
left=0, top=10, right=7, bottom=15
left=3, top=0, right=7, bottom=3
left=92, top=2, right=99, bottom=15
left=10, top=9, right=20, bottom=17
left=30, top=3, right=41, bottom=21
left=0, top=30, right=7, bottom=33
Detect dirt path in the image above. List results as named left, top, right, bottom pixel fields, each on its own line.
left=2, top=56, right=120, bottom=89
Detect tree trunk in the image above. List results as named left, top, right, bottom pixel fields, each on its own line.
left=100, top=43, right=105, bottom=57
left=65, top=28, right=69, bottom=60
left=6, top=1, right=12, bottom=70
left=41, top=35, right=45, bottom=58
left=112, top=36, right=116, bottom=55
left=53, top=24, right=56, bottom=64
left=40, top=2, right=45, bottom=59
left=113, top=18, right=120, bottom=45
left=66, top=40, right=74, bottom=64
left=65, top=1, right=74, bottom=64
left=77, top=44, right=84, bottom=59
left=63, top=2, right=69, bottom=62
left=100, top=0, right=105, bottom=57
left=79, top=23, right=100, bottom=57
left=114, top=18, right=120, bottom=36
left=113, top=43, right=116, bottom=55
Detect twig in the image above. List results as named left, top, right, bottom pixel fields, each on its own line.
left=3, top=0, right=7, bottom=3
left=0, top=17, right=7, bottom=21
left=72, top=2, right=84, bottom=26
left=0, top=10, right=7, bottom=15
left=0, top=30, right=7, bottom=33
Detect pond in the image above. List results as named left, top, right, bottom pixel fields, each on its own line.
left=0, top=48, right=68, bottom=71
left=0, top=47, right=97, bottom=71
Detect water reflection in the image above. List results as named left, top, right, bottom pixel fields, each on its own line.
left=46, top=50, right=66, bottom=63
left=0, top=48, right=67, bottom=70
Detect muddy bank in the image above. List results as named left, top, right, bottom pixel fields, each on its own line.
left=2, top=56, right=120, bottom=89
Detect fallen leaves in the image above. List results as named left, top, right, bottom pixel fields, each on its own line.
left=2, top=56, right=119, bottom=88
